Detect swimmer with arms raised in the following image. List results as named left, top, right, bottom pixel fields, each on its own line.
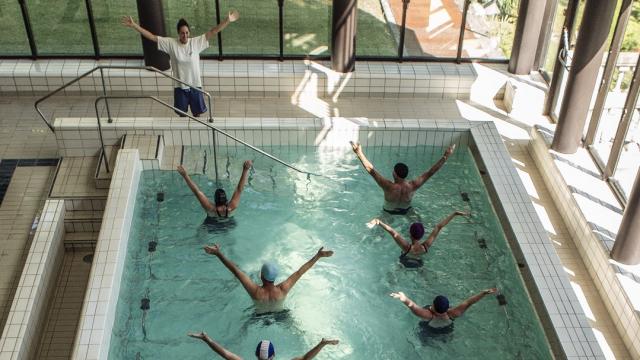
left=204, top=244, right=333, bottom=313
left=177, top=160, right=252, bottom=219
left=368, top=210, right=468, bottom=268
left=187, top=333, right=339, bottom=360
left=390, top=288, right=498, bottom=330
left=351, top=141, right=455, bottom=215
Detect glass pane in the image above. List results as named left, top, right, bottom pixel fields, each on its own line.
left=217, top=0, right=279, bottom=55
left=164, top=0, right=220, bottom=57
left=612, top=97, right=640, bottom=199
left=27, top=0, right=94, bottom=55
left=0, top=0, right=31, bottom=55
left=461, top=0, right=520, bottom=59
left=590, top=13, right=639, bottom=168
left=541, top=0, right=569, bottom=77
left=356, top=0, right=396, bottom=56
left=284, top=0, right=330, bottom=55
left=93, top=0, right=141, bottom=55
left=394, top=0, right=462, bottom=57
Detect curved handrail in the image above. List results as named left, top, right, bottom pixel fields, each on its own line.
left=94, top=95, right=319, bottom=178
left=34, top=65, right=214, bottom=132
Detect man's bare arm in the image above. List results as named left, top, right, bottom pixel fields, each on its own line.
left=293, top=338, right=339, bottom=360
left=279, top=247, right=333, bottom=294
left=350, top=141, right=394, bottom=190
left=121, top=16, right=158, bottom=43
left=411, top=144, right=455, bottom=189
left=205, top=244, right=259, bottom=298
left=188, top=332, right=242, bottom=360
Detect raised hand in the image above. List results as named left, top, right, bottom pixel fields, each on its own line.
left=187, top=331, right=207, bottom=340
left=366, top=218, right=380, bottom=229
left=204, top=244, right=220, bottom=256
left=316, top=247, right=334, bottom=258
left=455, top=210, right=470, bottom=216
left=177, top=164, right=187, bottom=176
left=321, top=338, right=339, bottom=346
left=349, top=141, right=361, bottom=154
left=243, top=160, right=253, bottom=170
left=484, top=287, right=498, bottom=295
left=390, top=291, right=407, bottom=302
left=444, top=143, right=456, bottom=158
left=121, top=15, right=136, bottom=28
left=227, top=9, right=240, bottom=22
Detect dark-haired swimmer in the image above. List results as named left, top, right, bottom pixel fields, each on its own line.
left=177, top=160, right=251, bottom=220
left=187, top=332, right=339, bottom=360
left=350, top=141, right=455, bottom=215
left=204, top=244, right=333, bottom=313
left=368, top=211, right=467, bottom=268
left=390, top=288, right=497, bottom=330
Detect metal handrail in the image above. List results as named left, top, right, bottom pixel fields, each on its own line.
left=94, top=95, right=318, bottom=181
left=34, top=65, right=214, bottom=132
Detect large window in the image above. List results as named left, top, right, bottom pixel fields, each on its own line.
left=94, top=0, right=141, bottom=55
left=284, top=0, right=330, bottom=55
left=26, top=0, right=94, bottom=55
left=218, top=0, right=279, bottom=55
left=462, top=0, right=520, bottom=59
left=0, top=0, right=31, bottom=55
left=356, top=0, right=396, bottom=56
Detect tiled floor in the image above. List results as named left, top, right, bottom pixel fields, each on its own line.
left=36, top=249, right=93, bottom=360
left=50, top=157, right=107, bottom=198
left=0, top=166, right=55, bottom=332
left=0, top=91, right=633, bottom=358
left=508, top=142, right=631, bottom=359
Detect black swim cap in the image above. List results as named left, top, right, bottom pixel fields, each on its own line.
left=214, top=189, right=227, bottom=206
left=394, top=163, right=409, bottom=179
left=433, top=295, right=449, bottom=313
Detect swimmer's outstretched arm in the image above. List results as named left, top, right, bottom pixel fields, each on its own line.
left=410, top=144, right=456, bottom=190
left=390, top=292, right=433, bottom=320
left=369, top=219, right=410, bottom=252
left=188, top=332, right=242, bottom=360
left=422, top=210, right=468, bottom=249
left=350, top=142, right=393, bottom=190
left=292, top=338, right=339, bottom=360
left=205, top=10, right=239, bottom=40
left=228, top=160, right=252, bottom=212
left=279, top=247, right=334, bottom=294
left=448, top=288, right=497, bottom=318
left=204, top=244, right=260, bottom=299
left=121, top=16, right=158, bottom=43
left=177, top=165, right=215, bottom=212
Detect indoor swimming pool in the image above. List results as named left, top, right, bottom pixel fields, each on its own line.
left=108, top=145, right=551, bottom=359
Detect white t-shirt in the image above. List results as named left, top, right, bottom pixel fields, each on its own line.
left=157, top=34, right=209, bottom=89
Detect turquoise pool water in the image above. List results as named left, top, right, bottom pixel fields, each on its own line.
left=109, top=145, right=552, bottom=359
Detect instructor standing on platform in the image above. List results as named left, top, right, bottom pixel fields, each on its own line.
left=122, top=10, right=239, bottom=117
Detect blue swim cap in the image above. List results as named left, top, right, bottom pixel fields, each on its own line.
left=261, top=262, right=279, bottom=283
left=433, top=295, right=450, bottom=314
left=255, top=340, right=275, bottom=359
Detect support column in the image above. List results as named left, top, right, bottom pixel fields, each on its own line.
left=136, top=0, right=169, bottom=71
left=551, top=0, right=617, bottom=153
left=331, top=0, right=357, bottom=73
left=508, top=0, right=546, bottom=74
left=611, top=169, right=640, bottom=265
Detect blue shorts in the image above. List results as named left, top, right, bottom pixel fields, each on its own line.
left=173, top=87, right=207, bottom=117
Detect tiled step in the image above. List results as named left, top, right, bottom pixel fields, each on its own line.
left=95, top=145, right=120, bottom=189
left=122, top=134, right=164, bottom=170
left=63, top=232, right=98, bottom=249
